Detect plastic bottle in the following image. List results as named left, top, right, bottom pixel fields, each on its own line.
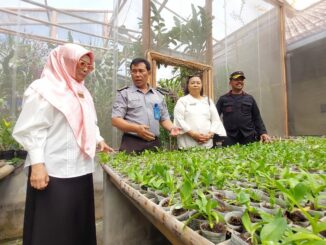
left=153, top=103, right=161, bottom=120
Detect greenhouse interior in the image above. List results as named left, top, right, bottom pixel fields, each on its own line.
left=0, top=0, right=325, bottom=244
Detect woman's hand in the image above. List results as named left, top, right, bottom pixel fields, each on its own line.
left=188, top=131, right=210, bottom=144
left=199, top=133, right=213, bottom=143
left=97, top=140, right=115, bottom=152
left=169, top=127, right=180, bottom=137
left=30, top=163, right=49, bottom=190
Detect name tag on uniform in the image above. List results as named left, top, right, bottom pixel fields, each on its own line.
left=189, top=103, right=196, bottom=106
left=77, top=92, right=84, bottom=98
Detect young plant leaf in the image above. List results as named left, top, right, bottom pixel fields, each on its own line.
left=260, top=216, right=287, bottom=242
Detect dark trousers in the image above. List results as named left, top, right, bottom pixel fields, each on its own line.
left=222, top=133, right=258, bottom=147
left=120, top=133, right=161, bottom=154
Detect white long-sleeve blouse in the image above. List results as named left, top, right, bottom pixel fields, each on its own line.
left=174, top=94, right=226, bottom=149
left=13, top=87, right=103, bottom=178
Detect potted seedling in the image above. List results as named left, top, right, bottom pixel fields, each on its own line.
left=259, top=189, right=282, bottom=215
left=230, top=210, right=262, bottom=245
left=170, top=178, right=196, bottom=221
left=225, top=210, right=244, bottom=232
left=193, top=191, right=227, bottom=244
left=301, top=171, right=326, bottom=218
left=276, top=179, right=326, bottom=239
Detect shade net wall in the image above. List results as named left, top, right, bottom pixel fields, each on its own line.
left=285, top=0, right=326, bottom=136
left=0, top=0, right=127, bottom=147
left=286, top=38, right=326, bottom=136
left=212, top=0, right=286, bottom=137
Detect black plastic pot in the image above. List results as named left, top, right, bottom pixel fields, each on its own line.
left=15, top=150, right=27, bottom=159
left=0, top=150, right=15, bottom=160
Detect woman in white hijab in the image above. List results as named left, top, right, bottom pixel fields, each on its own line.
left=13, top=43, right=113, bottom=245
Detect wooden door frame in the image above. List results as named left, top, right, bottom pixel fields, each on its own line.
left=146, top=51, right=213, bottom=98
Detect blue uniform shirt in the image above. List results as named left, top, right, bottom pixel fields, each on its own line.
left=112, top=84, right=170, bottom=136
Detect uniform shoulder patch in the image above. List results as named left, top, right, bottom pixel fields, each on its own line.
left=117, top=86, right=129, bottom=91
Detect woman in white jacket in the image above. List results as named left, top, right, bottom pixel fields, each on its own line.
left=174, top=75, right=226, bottom=149
left=13, top=43, right=113, bottom=245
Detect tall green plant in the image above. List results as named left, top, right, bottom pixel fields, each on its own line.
left=150, top=2, right=172, bottom=49
left=167, top=4, right=212, bottom=58
left=157, top=77, right=183, bottom=150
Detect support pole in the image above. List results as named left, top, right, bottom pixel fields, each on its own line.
left=142, top=0, right=151, bottom=55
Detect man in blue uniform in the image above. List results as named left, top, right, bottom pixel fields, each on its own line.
left=216, top=71, right=271, bottom=146
left=112, top=58, right=178, bottom=153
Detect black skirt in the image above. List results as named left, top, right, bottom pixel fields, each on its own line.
left=23, top=173, right=97, bottom=245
